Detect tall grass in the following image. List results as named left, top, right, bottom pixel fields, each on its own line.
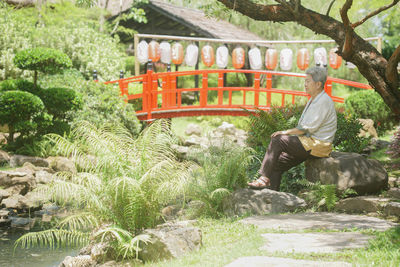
left=186, top=139, right=255, bottom=217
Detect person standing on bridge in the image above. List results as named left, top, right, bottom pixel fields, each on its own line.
left=248, top=66, right=337, bottom=191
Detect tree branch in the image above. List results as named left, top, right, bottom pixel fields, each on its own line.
left=352, top=0, right=400, bottom=28
left=386, top=44, right=400, bottom=89
left=340, top=0, right=354, bottom=58
left=326, top=0, right=336, bottom=16
left=216, top=0, right=294, bottom=21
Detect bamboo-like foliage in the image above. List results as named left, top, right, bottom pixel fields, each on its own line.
left=15, top=119, right=193, bottom=259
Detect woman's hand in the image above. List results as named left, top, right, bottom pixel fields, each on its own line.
left=271, top=130, right=287, bottom=138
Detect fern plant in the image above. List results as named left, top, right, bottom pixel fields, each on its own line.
left=186, top=138, right=255, bottom=217
left=304, top=183, right=339, bottom=212
left=15, top=120, right=193, bottom=260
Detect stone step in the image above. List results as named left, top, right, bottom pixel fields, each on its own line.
left=225, top=256, right=351, bottom=267
left=260, top=232, right=371, bottom=253
left=240, top=212, right=397, bottom=231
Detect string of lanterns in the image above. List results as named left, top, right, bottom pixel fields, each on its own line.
left=137, top=40, right=344, bottom=70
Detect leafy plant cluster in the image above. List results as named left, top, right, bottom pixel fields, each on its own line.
left=186, top=139, right=255, bottom=217
left=345, top=90, right=396, bottom=135
left=333, top=112, right=370, bottom=153
left=0, top=47, right=83, bottom=154
left=16, top=120, right=192, bottom=261
left=39, top=69, right=141, bottom=138
left=0, top=2, right=126, bottom=82
left=13, top=47, right=72, bottom=86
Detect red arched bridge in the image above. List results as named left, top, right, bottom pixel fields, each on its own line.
left=104, top=69, right=372, bottom=121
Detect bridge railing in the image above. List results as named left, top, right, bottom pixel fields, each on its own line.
left=105, top=68, right=372, bottom=121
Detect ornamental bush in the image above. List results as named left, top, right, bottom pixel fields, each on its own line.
left=0, top=90, right=45, bottom=143
left=0, top=79, right=40, bottom=95
left=345, top=90, right=395, bottom=134
left=40, top=87, right=82, bottom=120
left=13, top=47, right=72, bottom=87
left=333, top=112, right=370, bottom=153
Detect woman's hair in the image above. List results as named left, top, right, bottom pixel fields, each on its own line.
left=305, top=67, right=327, bottom=89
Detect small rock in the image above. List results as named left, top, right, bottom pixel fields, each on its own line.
left=335, top=196, right=391, bottom=214
left=216, top=122, right=236, bottom=135
left=171, top=144, right=189, bottom=158
left=22, top=191, right=45, bottom=210
left=5, top=184, right=30, bottom=196
left=185, top=123, right=202, bottom=136
left=9, top=216, right=33, bottom=228
left=0, top=189, right=10, bottom=201
left=47, top=156, right=77, bottom=173
left=140, top=222, right=202, bottom=262
left=58, top=255, right=95, bottom=267
left=1, top=194, right=26, bottom=209
left=35, top=170, right=53, bottom=184
left=389, top=177, right=398, bottom=188
left=223, top=188, right=307, bottom=216
left=0, top=150, right=10, bottom=165
left=388, top=188, right=400, bottom=199
left=0, top=208, right=10, bottom=226
left=0, top=170, right=29, bottom=187
left=184, top=135, right=208, bottom=147
left=385, top=202, right=400, bottom=217
left=10, top=155, right=49, bottom=168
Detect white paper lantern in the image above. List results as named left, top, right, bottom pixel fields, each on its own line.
left=314, top=47, right=327, bottom=66
left=280, top=48, right=293, bottom=71
left=216, top=46, right=229, bottom=68
left=137, top=40, right=148, bottom=64
left=160, top=42, right=171, bottom=64
left=249, top=47, right=262, bottom=70
left=185, top=44, right=199, bottom=67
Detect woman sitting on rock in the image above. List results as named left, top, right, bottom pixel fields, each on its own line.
left=248, top=66, right=337, bottom=191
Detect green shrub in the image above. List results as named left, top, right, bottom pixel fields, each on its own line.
left=345, top=90, right=395, bottom=134
left=334, top=112, right=370, bottom=153
left=0, top=79, right=39, bottom=95
left=13, top=47, right=72, bottom=87
left=0, top=90, right=44, bottom=143
left=40, top=87, right=82, bottom=120
left=71, top=80, right=141, bottom=137
left=0, top=4, right=126, bottom=82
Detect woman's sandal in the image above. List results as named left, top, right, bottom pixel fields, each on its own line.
left=248, top=176, right=271, bottom=190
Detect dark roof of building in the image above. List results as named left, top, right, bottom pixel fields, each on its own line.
left=107, top=0, right=263, bottom=40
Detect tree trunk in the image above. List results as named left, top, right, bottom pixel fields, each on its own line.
left=216, top=0, right=400, bottom=119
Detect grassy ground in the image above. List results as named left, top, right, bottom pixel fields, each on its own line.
left=142, top=217, right=400, bottom=267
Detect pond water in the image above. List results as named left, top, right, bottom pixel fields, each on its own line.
left=0, top=227, right=78, bottom=267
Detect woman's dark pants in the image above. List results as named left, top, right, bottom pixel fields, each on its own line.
left=259, top=134, right=317, bottom=191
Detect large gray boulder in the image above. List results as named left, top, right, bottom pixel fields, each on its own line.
left=305, top=152, right=388, bottom=195
left=10, top=154, right=49, bottom=167
left=139, top=221, right=202, bottom=262
left=223, top=188, right=307, bottom=216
